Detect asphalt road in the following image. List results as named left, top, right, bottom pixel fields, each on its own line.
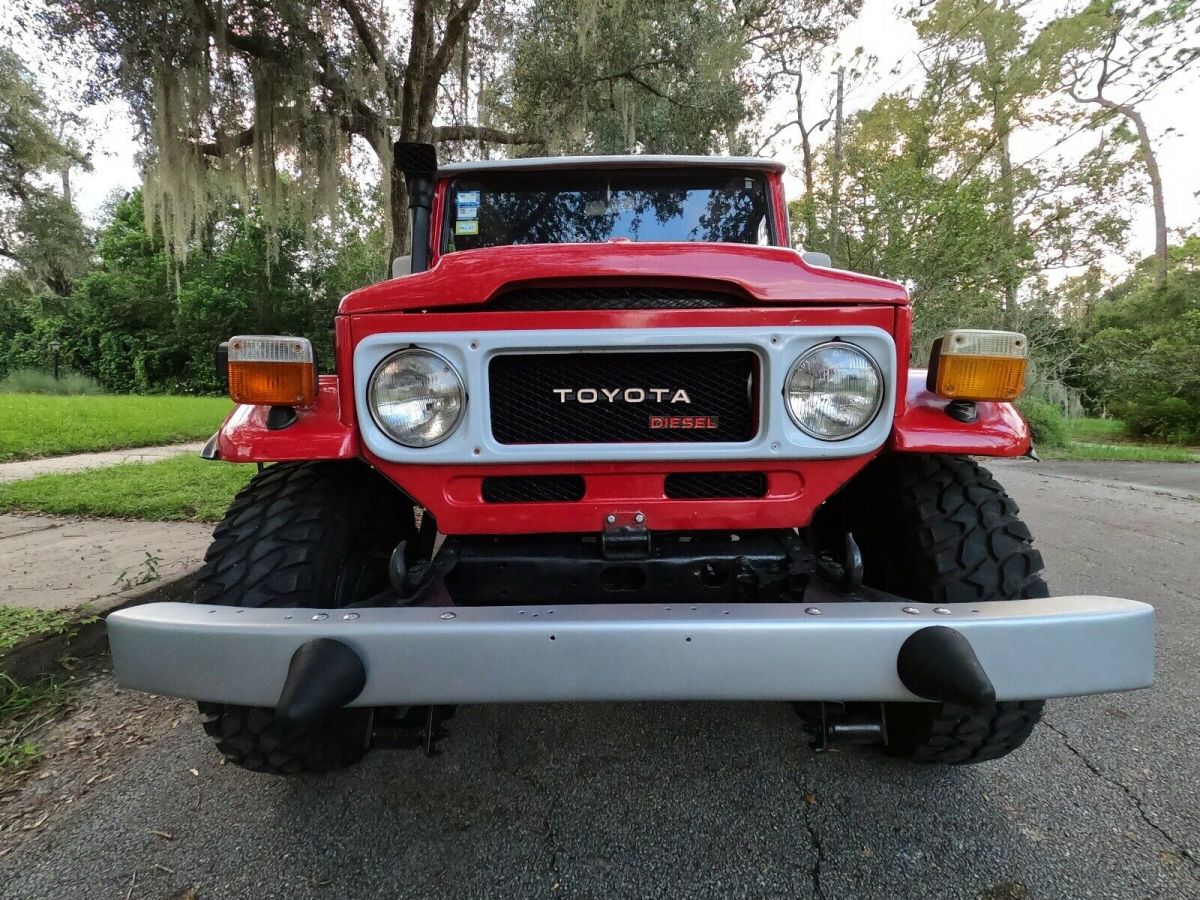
left=2, top=459, right=1198, bottom=900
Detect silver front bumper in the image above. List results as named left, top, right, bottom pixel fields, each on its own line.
left=107, top=596, right=1154, bottom=706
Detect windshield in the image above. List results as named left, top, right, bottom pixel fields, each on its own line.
left=441, top=169, right=773, bottom=252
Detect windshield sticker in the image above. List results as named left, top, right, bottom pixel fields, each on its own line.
left=457, top=190, right=481, bottom=207
left=455, top=219, right=479, bottom=236
left=456, top=204, right=478, bottom=220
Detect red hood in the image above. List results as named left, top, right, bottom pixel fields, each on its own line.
left=339, top=243, right=908, bottom=314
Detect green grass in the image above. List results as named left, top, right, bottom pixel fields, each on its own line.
left=1044, top=416, right=1200, bottom=462
left=1067, top=417, right=1131, bottom=443
left=0, top=455, right=255, bottom=522
left=1042, top=442, right=1200, bottom=463
left=0, top=393, right=232, bottom=461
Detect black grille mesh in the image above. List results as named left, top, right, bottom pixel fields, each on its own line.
left=664, top=472, right=767, bottom=499
left=485, top=286, right=742, bottom=311
left=482, top=475, right=586, bottom=503
left=489, top=351, right=758, bottom=444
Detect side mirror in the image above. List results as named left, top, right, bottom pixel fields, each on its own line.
left=392, top=255, right=412, bottom=279
left=802, top=251, right=833, bottom=268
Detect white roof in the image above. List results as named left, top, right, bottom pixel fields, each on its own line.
left=439, top=155, right=786, bottom=176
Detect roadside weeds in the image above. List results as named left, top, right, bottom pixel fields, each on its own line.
left=0, top=571, right=199, bottom=685
left=0, top=572, right=198, bottom=795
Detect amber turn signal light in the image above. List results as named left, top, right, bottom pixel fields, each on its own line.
left=927, top=330, right=1028, bottom=402
left=227, top=336, right=318, bottom=406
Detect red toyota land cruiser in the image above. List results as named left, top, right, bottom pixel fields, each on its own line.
left=108, top=146, right=1154, bottom=775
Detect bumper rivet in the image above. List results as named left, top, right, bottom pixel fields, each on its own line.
left=933, top=607, right=951, bottom=615
left=805, top=607, right=822, bottom=615
left=342, top=613, right=360, bottom=620
left=311, top=613, right=329, bottom=621
left=902, top=607, right=920, bottom=615
left=634, top=513, right=646, bottom=524
left=439, top=611, right=456, bottom=620
left=606, top=514, right=617, bottom=524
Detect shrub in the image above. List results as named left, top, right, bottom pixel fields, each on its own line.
left=1016, top=398, right=1069, bottom=448
left=0, top=369, right=102, bottom=395
left=1115, top=396, right=1200, bottom=445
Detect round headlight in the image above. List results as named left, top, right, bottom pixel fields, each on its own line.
left=785, top=342, right=884, bottom=440
left=369, top=349, right=465, bottom=447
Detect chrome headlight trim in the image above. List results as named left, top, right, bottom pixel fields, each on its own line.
left=784, top=341, right=885, bottom=441
left=368, top=348, right=466, bottom=447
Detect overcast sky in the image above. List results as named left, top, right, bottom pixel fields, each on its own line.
left=17, top=0, right=1200, bottom=277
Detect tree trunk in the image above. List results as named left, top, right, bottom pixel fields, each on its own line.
left=1097, top=98, right=1168, bottom=285
left=996, top=121, right=1017, bottom=319
left=795, top=72, right=819, bottom=246
left=389, top=171, right=411, bottom=273
left=829, top=67, right=844, bottom=264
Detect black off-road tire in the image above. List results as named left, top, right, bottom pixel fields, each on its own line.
left=194, top=461, right=414, bottom=775
left=818, top=453, right=1047, bottom=764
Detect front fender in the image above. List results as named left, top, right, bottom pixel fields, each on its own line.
left=215, top=375, right=360, bottom=463
left=889, top=369, right=1031, bottom=457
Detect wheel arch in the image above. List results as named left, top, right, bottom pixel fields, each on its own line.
left=888, top=369, right=1031, bottom=457
left=215, top=375, right=360, bottom=463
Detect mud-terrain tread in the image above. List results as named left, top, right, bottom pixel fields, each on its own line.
left=198, top=704, right=369, bottom=775
left=900, top=700, right=1045, bottom=764
left=194, top=461, right=411, bottom=775
left=823, top=454, right=1047, bottom=764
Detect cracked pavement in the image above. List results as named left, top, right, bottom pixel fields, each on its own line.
left=1, top=459, right=1198, bottom=899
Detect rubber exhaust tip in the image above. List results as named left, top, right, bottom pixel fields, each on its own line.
left=897, top=625, right=996, bottom=706
left=275, top=638, right=366, bottom=727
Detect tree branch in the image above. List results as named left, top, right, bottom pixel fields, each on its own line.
left=753, top=119, right=799, bottom=155
left=197, top=126, right=256, bottom=157
left=337, top=0, right=385, bottom=70
left=431, top=124, right=540, bottom=144
left=429, top=0, right=483, bottom=83
left=400, top=0, right=435, bottom=139
left=416, top=0, right=483, bottom=134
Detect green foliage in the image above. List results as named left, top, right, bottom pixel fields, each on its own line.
left=1016, top=398, right=1069, bottom=448
left=798, top=0, right=1136, bottom=375
left=1118, top=394, right=1200, bottom=445
left=0, top=393, right=231, bottom=460
left=0, top=49, right=90, bottom=297
left=496, top=0, right=858, bottom=155
left=1070, top=238, right=1200, bottom=443
left=114, top=552, right=163, bottom=590
left=0, top=673, right=74, bottom=784
left=0, top=454, right=255, bottom=522
left=0, top=370, right=101, bottom=395
left=0, top=608, right=76, bottom=652
left=0, top=189, right=382, bottom=393
left=502, top=0, right=749, bottom=154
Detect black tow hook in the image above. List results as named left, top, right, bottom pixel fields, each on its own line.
left=275, top=638, right=366, bottom=727
left=373, top=706, right=457, bottom=756
left=896, top=626, right=996, bottom=706
left=799, top=702, right=888, bottom=752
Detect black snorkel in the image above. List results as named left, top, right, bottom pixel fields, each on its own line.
left=394, top=141, right=438, bottom=274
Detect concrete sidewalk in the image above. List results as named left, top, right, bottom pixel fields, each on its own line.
left=0, top=513, right=212, bottom=610
left=0, top=441, right=207, bottom=483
